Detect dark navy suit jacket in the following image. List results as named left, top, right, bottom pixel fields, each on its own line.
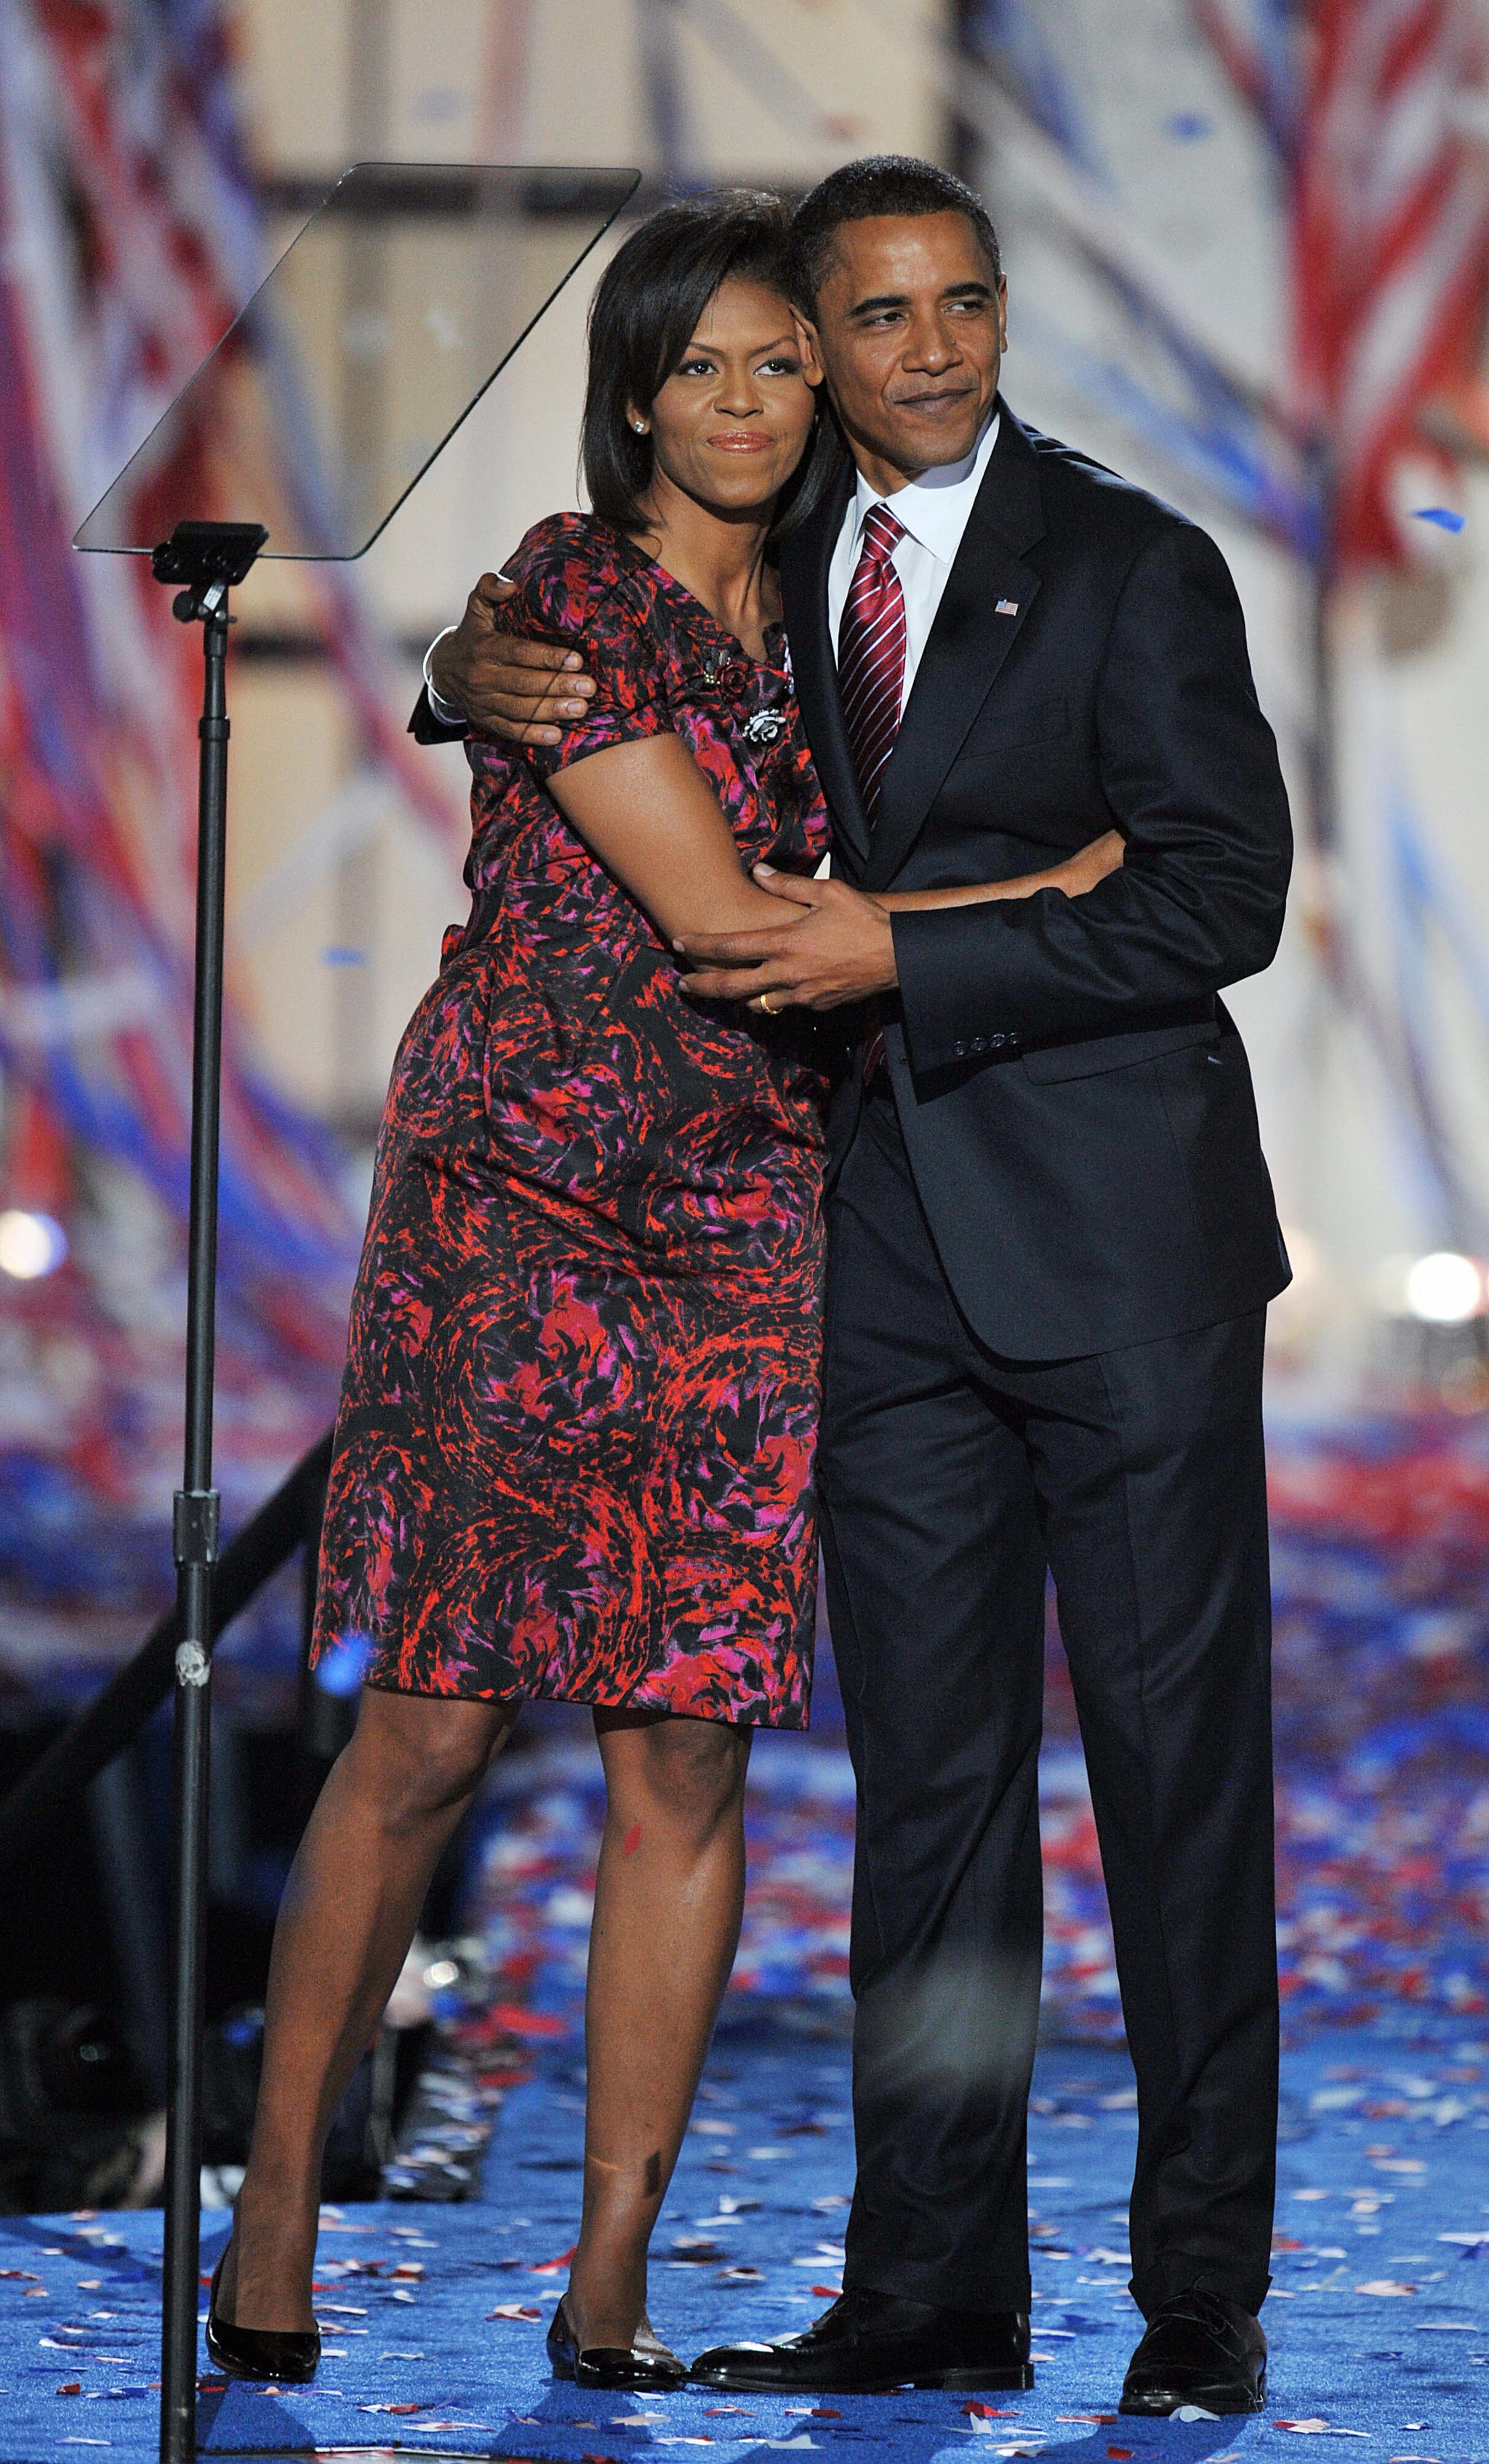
left=777, top=403, right=1293, bottom=1360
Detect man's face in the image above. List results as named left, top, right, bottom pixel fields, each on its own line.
left=796, top=209, right=1006, bottom=491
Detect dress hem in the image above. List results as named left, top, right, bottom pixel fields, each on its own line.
left=359, top=1671, right=811, bottom=1731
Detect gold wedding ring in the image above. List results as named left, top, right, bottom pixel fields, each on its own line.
left=759, top=991, right=783, bottom=1015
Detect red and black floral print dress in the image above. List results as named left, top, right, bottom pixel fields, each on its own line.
left=310, top=514, right=830, bottom=1726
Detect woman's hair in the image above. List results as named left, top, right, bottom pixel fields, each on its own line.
left=582, top=189, right=843, bottom=552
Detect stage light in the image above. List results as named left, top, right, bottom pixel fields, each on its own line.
left=0, top=1209, right=68, bottom=1279
left=1405, top=1251, right=1484, bottom=1324
left=314, top=1627, right=372, bottom=1696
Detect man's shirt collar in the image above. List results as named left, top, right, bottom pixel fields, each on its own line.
left=848, top=407, right=1000, bottom=563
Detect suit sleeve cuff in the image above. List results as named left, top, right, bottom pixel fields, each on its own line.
left=891, top=906, right=1026, bottom=1075
left=408, top=683, right=470, bottom=745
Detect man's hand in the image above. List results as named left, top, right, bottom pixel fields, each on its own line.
left=429, top=573, right=597, bottom=746
left=675, top=867, right=898, bottom=1012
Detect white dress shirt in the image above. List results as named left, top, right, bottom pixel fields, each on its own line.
left=826, top=410, right=1000, bottom=713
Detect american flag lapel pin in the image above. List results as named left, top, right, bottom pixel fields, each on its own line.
left=995, top=597, right=1019, bottom=616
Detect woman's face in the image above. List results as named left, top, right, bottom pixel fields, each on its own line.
left=638, top=277, right=822, bottom=520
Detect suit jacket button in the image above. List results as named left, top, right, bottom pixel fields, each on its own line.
left=954, top=1041, right=967, bottom=1057
left=990, top=1032, right=1005, bottom=1049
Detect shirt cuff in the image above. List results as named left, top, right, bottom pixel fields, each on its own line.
left=422, top=624, right=464, bottom=728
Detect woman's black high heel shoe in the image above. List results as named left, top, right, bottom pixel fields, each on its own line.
left=205, top=2244, right=321, bottom=2384
left=547, top=2292, right=687, bottom=2391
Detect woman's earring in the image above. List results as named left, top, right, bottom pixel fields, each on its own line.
left=633, top=419, right=647, bottom=433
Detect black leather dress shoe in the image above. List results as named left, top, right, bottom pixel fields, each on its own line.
left=547, top=2294, right=688, bottom=2391
left=204, top=2245, right=319, bottom=2384
left=1120, top=2290, right=1267, bottom=2415
left=691, top=2287, right=1033, bottom=2393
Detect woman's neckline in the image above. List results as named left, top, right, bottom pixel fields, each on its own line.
left=597, top=517, right=786, bottom=667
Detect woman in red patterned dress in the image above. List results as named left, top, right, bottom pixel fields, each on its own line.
left=209, top=195, right=1122, bottom=2391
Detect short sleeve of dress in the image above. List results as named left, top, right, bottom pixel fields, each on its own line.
left=496, top=514, right=673, bottom=782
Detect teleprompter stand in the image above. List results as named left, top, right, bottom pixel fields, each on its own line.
left=73, top=161, right=640, bottom=2463
left=148, top=519, right=266, bottom=2463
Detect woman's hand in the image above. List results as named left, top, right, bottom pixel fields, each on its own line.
left=1047, top=827, right=1126, bottom=898
left=878, top=828, right=1125, bottom=914
left=674, top=832, right=1127, bottom=1015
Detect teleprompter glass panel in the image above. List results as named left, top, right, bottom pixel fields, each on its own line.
left=73, top=162, right=641, bottom=560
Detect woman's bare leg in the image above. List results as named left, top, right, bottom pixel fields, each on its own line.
left=221, top=1687, right=517, bottom=2331
left=566, top=1710, right=752, bottom=2352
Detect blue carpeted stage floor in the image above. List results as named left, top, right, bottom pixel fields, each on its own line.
left=7, top=2025, right=1489, bottom=2461
left=9, top=1407, right=1489, bottom=2462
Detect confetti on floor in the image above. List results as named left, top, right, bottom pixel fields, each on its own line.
left=10, top=2029, right=1489, bottom=2460
left=8, top=1412, right=1489, bottom=2455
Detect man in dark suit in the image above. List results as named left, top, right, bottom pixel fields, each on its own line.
left=413, top=156, right=1291, bottom=2415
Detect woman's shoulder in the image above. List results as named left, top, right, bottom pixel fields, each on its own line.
left=500, top=512, right=659, bottom=648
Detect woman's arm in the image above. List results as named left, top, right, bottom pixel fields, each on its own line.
left=550, top=730, right=1123, bottom=949
left=878, top=829, right=1125, bottom=912
left=547, top=734, right=800, bottom=943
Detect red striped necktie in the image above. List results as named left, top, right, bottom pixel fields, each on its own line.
left=838, top=502, right=907, bottom=820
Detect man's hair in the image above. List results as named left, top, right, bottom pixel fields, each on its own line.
left=582, top=189, right=840, bottom=549
left=788, top=156, right=1002, bottom=313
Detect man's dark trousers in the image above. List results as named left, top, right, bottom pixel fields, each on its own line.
left=819, top=1079, right=1277, bottom=2324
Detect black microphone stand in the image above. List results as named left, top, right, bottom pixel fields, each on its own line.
left=148, top=518, right=268, bottom=2464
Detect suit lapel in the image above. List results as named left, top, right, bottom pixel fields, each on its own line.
left=779, top=463, right=870, bottom=875
left=862, top=408, right=1047, bottom=892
